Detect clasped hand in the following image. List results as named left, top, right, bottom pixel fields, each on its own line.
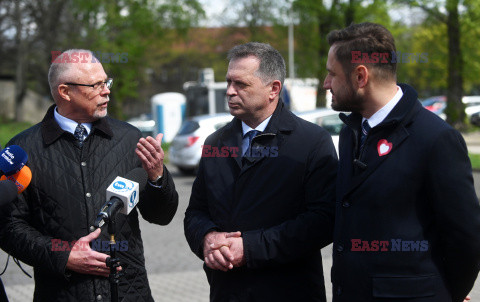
left=203, top=231, right=245, bottom=271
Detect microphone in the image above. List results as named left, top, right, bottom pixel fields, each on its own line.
left=0, top=179, right=19, bottom=207
left=94, top=168, right=148, bottom=227
left=353, top=159, right=367, bottom=170
left=0, top=145, right=28, bottom=176
left=0, top=165, right=32, bottom=194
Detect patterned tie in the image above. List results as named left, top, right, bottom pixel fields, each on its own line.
left=74, top=123, right=87, bottom=147
left=360, top=120, right=371, bottom=149
left=243, top=130, right=261, bottom=157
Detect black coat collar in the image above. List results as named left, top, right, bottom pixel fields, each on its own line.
left=340, top=83, right=420, bottom=131
left=41, top=105, right=114, bottom=145
left=219, top=99, right=294, bottom=169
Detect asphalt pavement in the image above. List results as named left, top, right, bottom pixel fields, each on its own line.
left=2, top=131, right=480, bottom=301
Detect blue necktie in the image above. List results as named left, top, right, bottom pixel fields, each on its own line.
left=74, top=124, right=87, bottom=147
left=243, top=130, right=261, bottom=157
left=360, top=120, right=371, bottom=149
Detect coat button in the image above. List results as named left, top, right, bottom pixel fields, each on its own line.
left=342, top=200, right=350, bottom=207
left=337, top=286, right=342, bottom=296
left=96, top=295, right=103, bottom=301
left=336, top=244, right=344, bottom=252
left=89, top=226, right=96, bottom=232
left=81, top=162, right=87, bottom=167
left=86, top=193, right=91, bottom=198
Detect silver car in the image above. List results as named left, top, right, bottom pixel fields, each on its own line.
left=294, top=108, right=343, bottom=154
left=169, top=113, right=233, bottom=174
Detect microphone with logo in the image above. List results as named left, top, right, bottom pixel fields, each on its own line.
left=94, top=168, right=148, bottom=228
left=0, top=145, right=32, bottom=207
left=93, top=168, right=147, bottom=302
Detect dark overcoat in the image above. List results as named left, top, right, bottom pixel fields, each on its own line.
left=0, top=105, right=179, bottom=302
left=184, top=101, right=338, bottom=301
left=333, top=84, right=480, bottom=302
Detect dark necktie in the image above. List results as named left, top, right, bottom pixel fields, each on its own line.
left=74, top=123, right=87, bottom=147
left=360, top=120, right=371, bottom=149
left=243, top=130, right=261, bottom=157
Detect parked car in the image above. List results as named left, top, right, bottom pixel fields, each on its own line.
left=170, top=109, right=344, bottom=174
left=169, top=113, right=233, bottom=174
left=127, top=113, right=155, bottom=137
left=463, top=96, right=480, bottom=117
left=421, top=96, right=446, bottom=119
left=294, top=108, right=343, bottom=154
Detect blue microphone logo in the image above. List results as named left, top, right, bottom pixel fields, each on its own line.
left=113, top=181, right=126, bottom=190
left=130, top=191, right=136, bottom=207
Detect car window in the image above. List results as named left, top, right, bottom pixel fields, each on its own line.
left=316, top=115, right=343, bottom=135
left=178, top=121, right=200, bottom=135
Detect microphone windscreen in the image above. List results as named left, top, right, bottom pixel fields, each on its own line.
left=0, top=179, right=18, bottom=207
left=0, top=165, right=32, bottom=193
left=124, top=168, right=148, bottom=189
left=0, top=145, right=28, bottom=176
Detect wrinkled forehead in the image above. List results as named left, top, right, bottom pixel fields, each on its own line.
left=64, top=61, right=107, bottom=83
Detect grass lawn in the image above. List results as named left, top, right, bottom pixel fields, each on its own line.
left=0, top=120, right=33, bottom=147
left=470, top=153, right=480, bottom=171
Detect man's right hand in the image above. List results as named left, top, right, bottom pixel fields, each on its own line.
left=66, top=228, right=119, bottom=277
left=203, top=231, right=241, bottom=272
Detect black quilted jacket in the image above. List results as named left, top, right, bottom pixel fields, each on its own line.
left=0, top=105, right=178, bottom=302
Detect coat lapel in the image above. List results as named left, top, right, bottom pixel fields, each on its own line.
left=345, top=124, right=410, bottom=196
left=339, top=84, right=422, bottom=200
left=219, top=118, right=243, bottom=169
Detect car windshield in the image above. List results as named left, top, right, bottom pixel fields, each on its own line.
left=177, top=121, right=200, bottom=135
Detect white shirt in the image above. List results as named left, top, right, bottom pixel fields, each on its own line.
left=54, top=107, right=92, bottom=135
left=241, top=115, right=272, bottom=155
left=363, top=86, right=404, bottom=128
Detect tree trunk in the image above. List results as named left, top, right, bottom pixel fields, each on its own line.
left=445, top=0, right=465, bottom=129
left=14, top=1, right=27, bottom=122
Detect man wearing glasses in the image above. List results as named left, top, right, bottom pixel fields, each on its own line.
left=0, top=49, right=179, bottom=301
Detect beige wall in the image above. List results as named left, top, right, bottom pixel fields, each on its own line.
left=0, top=79, right=52, bottom=124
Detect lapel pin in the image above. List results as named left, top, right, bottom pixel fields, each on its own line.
left=377, top=139, right=392, bottom=156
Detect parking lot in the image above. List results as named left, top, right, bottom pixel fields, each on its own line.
left=2, top=163, right=480, bottom=301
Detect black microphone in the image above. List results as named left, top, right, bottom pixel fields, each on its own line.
left=353, top=159, right=367, bottom=170
left=94, top=168, right=148, bottom=228
left=0, top=180, right=18, bottom=207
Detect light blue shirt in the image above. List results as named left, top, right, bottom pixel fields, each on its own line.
left=363, top=85, right=404, bottom=128
left=54, top=107, right=92, bottom=136
left=241, top=115, right=272, bottom=156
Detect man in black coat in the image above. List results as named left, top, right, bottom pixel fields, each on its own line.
left=184, top=42, right=338, bottom=301
left=0, top=49, right=178, bottom=301
left=324, top=22, right=480, bottom=301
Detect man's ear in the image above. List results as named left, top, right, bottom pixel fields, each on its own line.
left=353, top=65, right=369, bottom=89
left=57, top=84, right=71, bottom=101
left=269, top=80, right=282, bottom=100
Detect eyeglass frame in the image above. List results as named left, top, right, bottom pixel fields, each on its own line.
left=65, top=78, right=113, bottom=90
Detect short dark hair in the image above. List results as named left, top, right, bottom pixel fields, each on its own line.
left=327, top=22, right=396, bottom=81
left=227, top=42, right=286, bottom=86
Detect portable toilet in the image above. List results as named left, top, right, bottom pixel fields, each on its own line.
left=151, top=92, right=186, bottom=143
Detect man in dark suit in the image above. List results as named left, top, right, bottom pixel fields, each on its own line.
left=324, top=22, right=480, bottom=302
left=184, top=42, right=337, bottom=301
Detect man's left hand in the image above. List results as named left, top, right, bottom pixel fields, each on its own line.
left=136, top=133, right=164, bottom=181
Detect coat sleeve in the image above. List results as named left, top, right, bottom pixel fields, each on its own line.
left=0, top=189, right=70, bottom=279
left=242, top=131, right=337, bottom=269
left=428, top=128, right=480, bottom=301
left=184, top=158, right=220, bottom=260
left=138, top=165, right=179, bottom=225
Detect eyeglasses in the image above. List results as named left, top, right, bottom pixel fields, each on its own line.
left=65, top=78, right=113, bottom=90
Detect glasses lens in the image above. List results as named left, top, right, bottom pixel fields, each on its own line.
left=106, top=78, right=113, bottom=89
